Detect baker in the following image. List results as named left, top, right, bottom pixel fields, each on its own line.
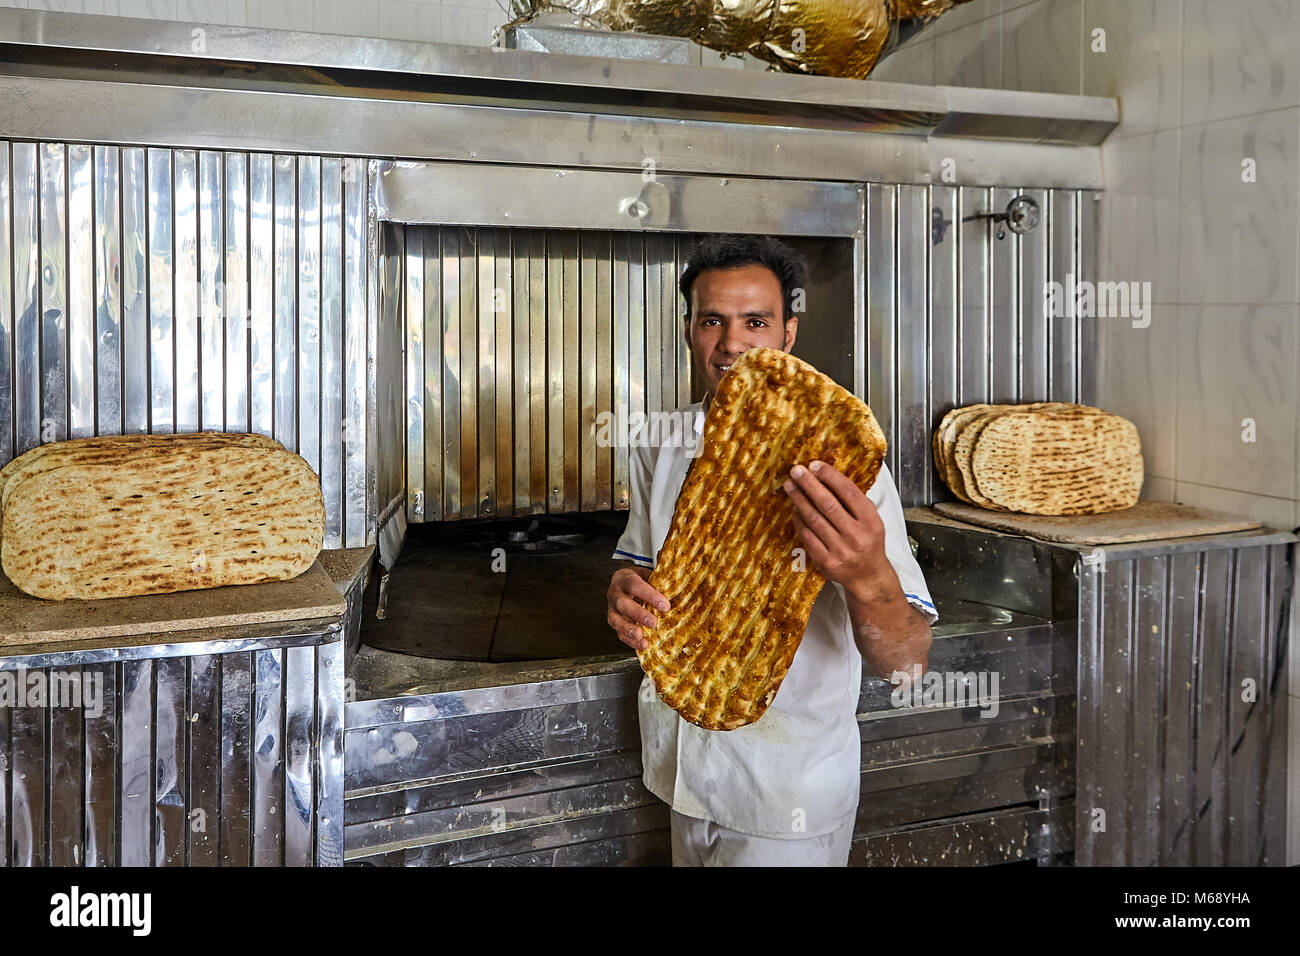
left=606, top=234, right=937, bottom=867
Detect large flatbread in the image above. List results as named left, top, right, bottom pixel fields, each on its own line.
left=0, top=432, right=283, bottom=518
left=970, top=407, right=1142, bottom=515
left=3, top=444, right=323, bottom=600
left=636, top=348, right=886, bottom=731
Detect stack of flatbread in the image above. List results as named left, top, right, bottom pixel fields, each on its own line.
left=0, top=432, right=325, bottom=600
left=637, top=348, right=887, bottom=731
left=932, top=402, right=1142, bottom=515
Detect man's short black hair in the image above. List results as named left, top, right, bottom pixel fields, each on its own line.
left=679, top=234, right=808, bottom=323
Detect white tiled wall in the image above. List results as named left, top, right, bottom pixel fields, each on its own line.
left=878, top=0, right=1300, bottom=868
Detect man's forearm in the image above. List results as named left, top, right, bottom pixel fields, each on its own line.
left=843, top=565, right=932, bottom=681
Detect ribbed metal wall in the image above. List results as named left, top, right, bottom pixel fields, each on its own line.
left=0, top=141, right=373, bottom=549
left=0, top=634, right=345, bottom=867
left=401, top=186, right=1096, bottom=517
left=1074, top=540, right=1291, bottom=865
left=400, top=227, right=692, bottom=521
left=871, top=184, right=1097, bottom=506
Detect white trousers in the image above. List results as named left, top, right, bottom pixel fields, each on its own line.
left=669, top=809, right=855, bottom=867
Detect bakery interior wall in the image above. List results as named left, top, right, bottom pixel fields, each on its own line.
left=873, top=0, right=1300, bottom=868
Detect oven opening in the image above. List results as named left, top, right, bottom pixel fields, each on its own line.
left=360, top=511, right=629, bottom=663
left=360, top=220, right=860, bottom=675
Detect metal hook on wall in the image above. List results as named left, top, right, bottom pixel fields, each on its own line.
left=961, top=194, right=1041, bottom=240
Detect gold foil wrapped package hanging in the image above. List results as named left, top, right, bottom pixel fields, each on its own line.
left=506, top=0, right=972, bottom=79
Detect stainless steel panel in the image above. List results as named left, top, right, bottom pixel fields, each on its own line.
left=83, top=662, right=116, bottom=867
left=1076, top=191, right=1099, bottom=404
left=866, top=184, right=898, bottom=480
left=297, top=156, right=322, bottom=474
left=49, top=668, right=83, bottom=865
left=404, top=228, right=425, bottom=521
left=67, top=145, right=93, bottom=438
left=119, top=659, right=152, bottom=866
left=592, top=232, right=611, bottom=512
left=249, top=153, right=274, bottom=438
left=40, top=143, right=67, bottom=443
left=1018, top=187, right=1049, bottom=400
left=283, top=644, right=316, bottom=866
left=154, top=656, right=186, bottom=865
left=895, top=184, right=928, bottom=500
left=0, top=632, right=346, bottom=867
left=1073, top=539, right=1291, bottom=867
left=252, top=648, right=284, bottom=866
left=223, top=152, right=249, bottom=432
left=219, top=652, right=253, bottom=866
left=988, top=186, right=1019, bottom=404
left=273, top=154, right=297, bottom=449
left=1047, top=189, right=1078, bottom=403
left=493, top=229, right=513, bottom=515
left=343, top=157, right=368, bottom=548
left=315, top=641, right=346, bottom=867
left=320, top=158, right=345, bottom=543
left=956, top=185, right=989, bottom=407
left=12, top=143, right=38, bottom=454
left=0, top=9, right=1117, bottom=147
left=0, top=144, right=10, bottom=465
left=198, top=151, right=223, bottom=431
left=147, top=148, right=172, bottom=432
left=377, top=163, right=866, bottom=237
left=92, top=146, right=121, bottom=437
left=928, top=185, right=958, bottom=503
left=173, top=148, right=198, bottom=433
left=121, top=148, right=148, bottom=434
left=188, top=653, right=221, bottom=866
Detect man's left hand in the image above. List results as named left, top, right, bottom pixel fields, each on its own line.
left=781, top=460, right=895, bottom=603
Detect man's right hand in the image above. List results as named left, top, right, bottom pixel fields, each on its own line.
left=607, top=565, right=671, bottom=652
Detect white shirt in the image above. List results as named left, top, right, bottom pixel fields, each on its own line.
left=613, top=401, right=938, bottom=839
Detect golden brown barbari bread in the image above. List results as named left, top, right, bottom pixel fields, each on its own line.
left=636, top=348, right=887, bottom=731
left=2, top=435, right=322, bottom=600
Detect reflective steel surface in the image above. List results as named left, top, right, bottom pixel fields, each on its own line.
left=0, top=141, right=373, bottom=549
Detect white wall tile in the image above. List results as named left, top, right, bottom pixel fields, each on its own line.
left=1177, top=109, right=1300, bottom=306
left=1140, top=475, right=1175, bottom=500
left=1099, top=128, right=1179, bottom=304
left=921, top=0, right=1001, bottom=39
left=378, top=0, right=441, bottom=43
left=1175, top=304, right=1297, bottom=501
left=1082, top=0, right=1180, bottom=138
left=869, top=38, right=934, bottom=85
left=105, top=0, right=177, bottom=17
left=313, top=0, right=377, bottom=37
left=1181, top=0, right=1300, bottom=126
left=932, top=15, right=1001, bottom=88
left=175, top=0, right=243, bottom=25
left=1000, top=0, right=1082, bottom=95
left=441, top=4, right=495, bottom=47
left=1173, top=481, right=1295, bottom=531
left=245, top=0, right=312, bottom=31
left=1097, top=303, right=1176, bottom=479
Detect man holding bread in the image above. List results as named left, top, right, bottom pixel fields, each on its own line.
left=606, top=234, right=937, bottom=866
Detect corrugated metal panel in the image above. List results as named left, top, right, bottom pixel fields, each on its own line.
left=1073, top=541, right=1291, bottom=865
left=0, top=141, right=373, bottom=549
left=405, top=226, right=696, bottom=521
left=404, top=188, right=1092, bottom=518
left=0, top=638, right=345, bottom=867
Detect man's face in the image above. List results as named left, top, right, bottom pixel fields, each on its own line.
left=685, top=263, right=798, bottom=396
